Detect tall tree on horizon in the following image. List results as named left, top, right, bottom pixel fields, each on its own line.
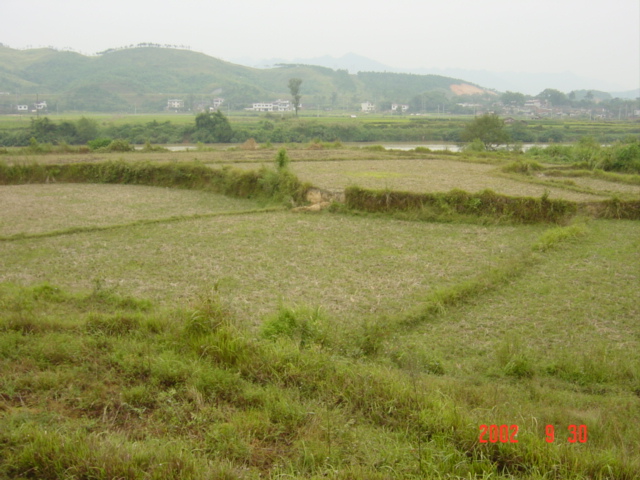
left=288, top=78, right=302, bottom=117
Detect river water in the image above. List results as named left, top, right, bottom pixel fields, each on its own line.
left=146, top=143, right=547, bottom=153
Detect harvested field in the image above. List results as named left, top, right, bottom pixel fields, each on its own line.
left=0, top=193, right=544, bottom=324
left=284, top=159, right=605, bottom=201
left=0, top=183, right=262, bottom=237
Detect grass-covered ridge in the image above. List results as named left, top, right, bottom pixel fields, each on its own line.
left=343, top=186, right=577, bottom=224
left=0, top=153, right=309, bottom=205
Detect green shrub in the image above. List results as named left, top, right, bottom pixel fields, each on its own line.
left=106, top=139, right=133, bottom=152
left=463, top=138, right=486, bottom=152
left=258, top=149, right=309, bottom=204
left=601, top=141, right=640, bottom=173
left=87, top=137, right=112, bottom=150
left=275, top=147, right=291, bottom=169
left=525, top=138, right=640, bottom=173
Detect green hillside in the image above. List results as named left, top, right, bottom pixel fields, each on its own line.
left=0, top=45, right=490, bottom=112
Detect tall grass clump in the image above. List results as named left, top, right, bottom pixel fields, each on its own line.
left=184, top=287, right=234, bottom=337
left=261, top=304, right=326, bottom=349
left=258, top=148, right=310, bottom=204
left=495, top=338, right=535, bottom=379
left=532, top=223, right=587, bottom=251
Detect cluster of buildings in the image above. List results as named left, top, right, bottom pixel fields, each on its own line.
left=500, top=99, right=640, bottom=120
left=166, top=98, right=225, bottom=112
left=246, top=99, right=293, bottom=112
left=166, top=98, right=297, bottom=113
left=361, top=102, right=409, bottom=113
left=15, top=101, right=47, bottom=113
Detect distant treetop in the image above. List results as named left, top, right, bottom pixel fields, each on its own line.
left=96, top=43, right=191, bottom=55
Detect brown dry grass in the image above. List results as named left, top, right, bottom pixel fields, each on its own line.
left=1, top=147, right=403, bottom=166
left=539, top=174, right=640, bottom=197
left=279, top=159, right=604, bottom=201
left=208, top=158, right=609, bottom=201
left=0, top=184, right=261, bottom=237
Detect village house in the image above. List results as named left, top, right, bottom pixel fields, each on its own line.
left=248, top=99, right=292, bottom=112
left=361, top=102, right=375, bottom=112
left=167, top=99, right=184, bottom=110
left=391, top=103, right=409, bottom=112
left=210, top=98, right=224, bottom=110
left=194, top=98, right=225, bottom=112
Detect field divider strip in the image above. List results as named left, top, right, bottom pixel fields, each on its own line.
left=0, top=206, right=286, bottom=242
left=491, top=170, right=610, bottom=198
left=390, top=223, right=589, bottom=332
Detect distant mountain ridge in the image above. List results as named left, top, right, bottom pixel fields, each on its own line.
left=0, top=45, right=494, bottom=112
left=235, top=52, right=638, bottom=98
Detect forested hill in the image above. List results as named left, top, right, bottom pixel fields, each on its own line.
left=0, top=45, right=492, bottom=112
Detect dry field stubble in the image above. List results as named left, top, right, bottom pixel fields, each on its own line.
left=0, top=183, right=263, bottom=237
left=541, top=174, right=640, bottom=197
left=0, top=186, right=544, bottom=327
left=221, top=158, right=609, bottom=201
left=1, top=147, right=401, bottom=166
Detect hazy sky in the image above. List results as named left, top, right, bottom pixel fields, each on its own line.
left=4, top=0, right=639, bottom=91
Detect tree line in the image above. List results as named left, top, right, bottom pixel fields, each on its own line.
left=0, top=112, right=637, bottom=149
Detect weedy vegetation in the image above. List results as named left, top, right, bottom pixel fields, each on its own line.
left=1, top=144, right=639, bottom=479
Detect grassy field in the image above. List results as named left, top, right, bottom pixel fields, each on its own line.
left=1, top=148, right=639, bottom=479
